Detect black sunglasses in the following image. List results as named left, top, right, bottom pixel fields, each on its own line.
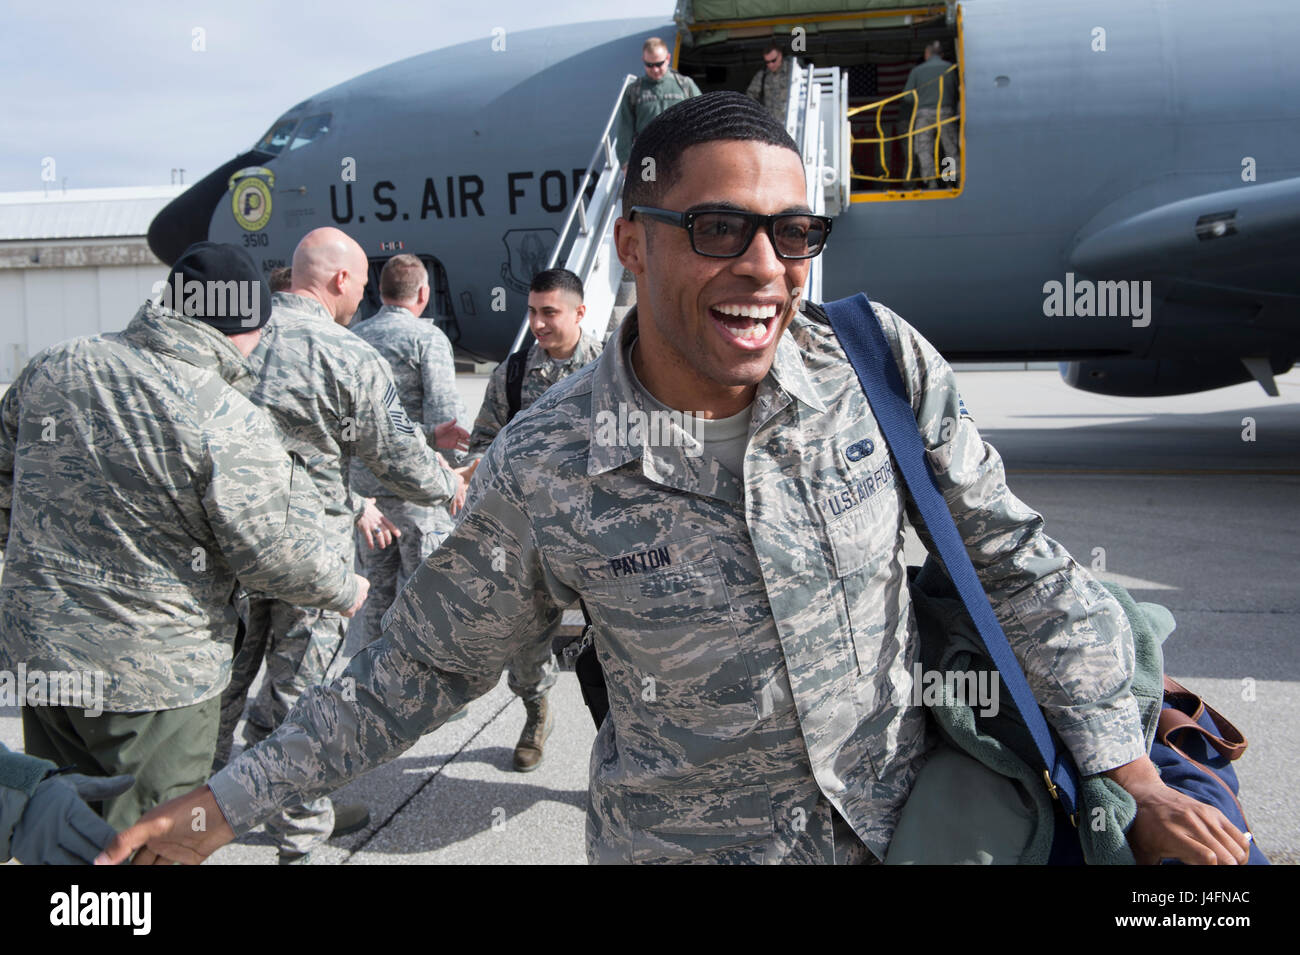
left=630, top=206, right=832, bottom=259
left=644, top=58, right=667, bottom=68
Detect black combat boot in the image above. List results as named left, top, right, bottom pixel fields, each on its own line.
left=512, top=696, right=553, bottom=772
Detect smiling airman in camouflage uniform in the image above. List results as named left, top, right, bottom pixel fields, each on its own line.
left=112, top=96, right=1244, bottom=869
left=467, top=268, right=603, bottom=771
left=203, top=297, right=1146, bottom=862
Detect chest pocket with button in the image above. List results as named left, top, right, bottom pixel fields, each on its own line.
left=818, top=429, right=909, bottom=693
left=576, top=533, right=758, bottom=732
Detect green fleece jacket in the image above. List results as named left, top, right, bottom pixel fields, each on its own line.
left=885, top=559, right=1170, bottom=865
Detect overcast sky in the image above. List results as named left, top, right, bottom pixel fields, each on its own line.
left=4, top=0, right=665, bottom=191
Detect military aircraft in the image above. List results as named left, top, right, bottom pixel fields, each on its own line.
left=147, top=0, right=1300, bottom=397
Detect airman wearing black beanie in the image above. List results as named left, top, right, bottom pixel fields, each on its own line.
left=160, top=241, right=273, bottom=333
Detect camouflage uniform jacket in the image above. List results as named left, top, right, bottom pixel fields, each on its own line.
left=614, top=71, right=703, bottom=166
left=209, top=301, right=1144, bottom=863
left=745, top=58, right=795, bottom=125
left=349, top=305, right=465, bottom=531
left=466, top=332, right=604, bottom=461
left=248, top=292, right=458, bottom=558
left=0, top=304, right=358, bottom=712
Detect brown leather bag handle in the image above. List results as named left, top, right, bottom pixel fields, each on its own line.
left=1162, top=677, right=1248, bottom=761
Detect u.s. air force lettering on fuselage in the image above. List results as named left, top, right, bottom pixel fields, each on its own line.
left=329, top=169, right=598, bottom=224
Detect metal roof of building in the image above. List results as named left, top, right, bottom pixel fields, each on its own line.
left=0, top=184, right=189, bottom=242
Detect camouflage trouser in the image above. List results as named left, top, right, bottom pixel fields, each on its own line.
left=507, top=634, right=557, bottom=704
left=214, top=596, right=348, bottom=856
left=913, top=106, right=959, bottom=183
left=356, top=497, right=448, bottom=648
left=22, top=696, right=219, bottom=832
left=832, top=808, right=878, bottom=865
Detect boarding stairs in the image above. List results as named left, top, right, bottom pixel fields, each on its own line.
left=508, top=75, right=636, bottom=355
left=783, top=58, right=851, bottom=305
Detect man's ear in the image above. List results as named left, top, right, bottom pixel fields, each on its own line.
left=574, top=303, right=586, bottom=324
left=332, top=269, right=348, bottom=295
left=614, top=217, right=645, bottom=276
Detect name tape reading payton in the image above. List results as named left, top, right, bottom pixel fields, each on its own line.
left=0, top=665, right=104, bottom=716
left=608, top=545, right=673, bottom=578
left=150, top=275, right=262, bottom=326
left=50, top=886, right=151, bottom=935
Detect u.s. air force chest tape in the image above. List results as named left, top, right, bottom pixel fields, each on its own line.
left=810, top=419, right=911, bottom=689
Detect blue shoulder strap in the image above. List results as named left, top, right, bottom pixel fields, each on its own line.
left=823, top=293, right=1082, bottom=818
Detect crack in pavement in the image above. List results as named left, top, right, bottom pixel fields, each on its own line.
left=340, top=692, right=518, bottom=863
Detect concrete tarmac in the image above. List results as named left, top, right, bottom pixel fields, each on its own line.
left=2, top=365, right=1295, bottom=864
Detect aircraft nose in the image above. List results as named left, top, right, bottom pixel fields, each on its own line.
left=147, top=148, right=273, bottom=265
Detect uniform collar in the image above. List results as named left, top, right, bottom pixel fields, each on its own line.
left=121, top=301, right=255, bottom=394
left=371, top=304, right=416, bottom=321
left=586, top=308, right=824, bottom=502
left=528, top=333, right=601, bottom=377
left=271, top=291, right=335, bottom=324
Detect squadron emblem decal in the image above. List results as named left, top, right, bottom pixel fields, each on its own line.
left=229, top=166, right=275, bottom=232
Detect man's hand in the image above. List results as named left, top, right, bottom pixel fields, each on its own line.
left=95, top=785, right=235, bottom=866
left=341, top=574, right=369, bottom=619
left=356, top=498, right=400, bottom=550
left=433, top=419, right=470, bottom=452
left=448, top=461, right=477, bottom=515
left=458, top=457, right=480, bottom=485
left=1108, top=756, right=1251, bottom=864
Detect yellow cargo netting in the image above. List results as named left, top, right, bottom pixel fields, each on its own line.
left=847, top=63, right=958, bottom=185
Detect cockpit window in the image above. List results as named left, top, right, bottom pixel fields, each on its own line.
left=255, top=118, right=299, bottom=155
left=289, top=113, right=332, bottom=151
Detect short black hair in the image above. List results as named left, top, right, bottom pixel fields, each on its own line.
left=622, top=91, right=799, bottom=212
left=530, top=267, right=583, bottom=301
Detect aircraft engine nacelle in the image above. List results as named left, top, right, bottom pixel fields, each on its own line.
left=1060, top=356, right=1294, bottom=397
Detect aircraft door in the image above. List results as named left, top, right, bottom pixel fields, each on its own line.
left=356, top=254, right=460, bottom=344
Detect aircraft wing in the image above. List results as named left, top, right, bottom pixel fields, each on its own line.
left=1068, top=176, right=1300, bottom=298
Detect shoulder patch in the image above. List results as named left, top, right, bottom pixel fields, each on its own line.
left=382, top=381, right=416, bottom=435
